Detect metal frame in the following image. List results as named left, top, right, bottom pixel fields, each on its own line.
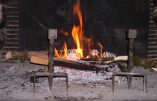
left=31, top=29, right=69, bottom=93
left=112, top=72, right=147, bottom=93
left=112, top=29, right=147, bottom=93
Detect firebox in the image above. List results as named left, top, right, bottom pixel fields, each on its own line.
left=18, top=0, right=148, bottom=57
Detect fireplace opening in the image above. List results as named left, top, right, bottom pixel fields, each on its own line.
left=19, top=0, right=148, bottom=57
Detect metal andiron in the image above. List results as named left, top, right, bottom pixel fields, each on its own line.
left=112, top=29, right=147, bottom=93
left=32, top=29, right=68, bottom=93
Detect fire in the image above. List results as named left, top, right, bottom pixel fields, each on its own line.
left=54, top=48, right=60, bottom=57
left=72, top=0, right=84, bottom=58
left=87, top=37, right=94, bottom=49
left=54, top=42, right=68, bottom=59
left=97, top=43, right=103, bottom=57
left=73, top=0, right=83, bottom=30
left=62, top=42, right=68, bottom=59
left=54, top=0, right=106, bottom=60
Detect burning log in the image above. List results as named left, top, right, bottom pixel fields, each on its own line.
left=29, top=52, right=128, bottom=72
left=30, top=53, right=101, bottom=72
left=55, top=58, right=101, bottom=71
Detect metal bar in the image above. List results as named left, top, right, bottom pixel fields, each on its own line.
left=33, top=74, right=36, bottom=94
left=66, top=75, right=68, bottom=91
left=112, top=72, right=147, bottom=92
left=128, top=39, right=134, bottom=72
left=48, top=39, right=54, bottom=73
left=144, top=75, right=147, bottom=93
left=48, top=38, right=54, bottom=90
left=128, top=76, right=131, bottom=89
left=112, top=73, right=115, bottom=93
left=127, top=29, right=137, bottom=89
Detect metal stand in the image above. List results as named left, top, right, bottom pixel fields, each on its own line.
left=112, top=72, right=147, bottom=93
left=33, top=72, right=68, bottom=93
left=32, top=29, right=68, bottom=93
left=112, top=29, right=147, bottom=93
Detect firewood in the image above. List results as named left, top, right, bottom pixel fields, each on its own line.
left=30, top=54, right=48, bottom=65
left=55, top=58, right=100, bottom=71
left=30, top=54, right=101, bottom=72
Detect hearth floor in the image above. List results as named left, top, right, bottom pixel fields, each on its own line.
left=0, top=60, right=157, bottom=101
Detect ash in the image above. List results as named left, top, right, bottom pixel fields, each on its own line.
left=1, top=61, right=157, bottom=101
left=54, top=63, right=121, bottom=82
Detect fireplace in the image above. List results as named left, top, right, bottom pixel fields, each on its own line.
left=2, top=0, right=157, bottom=100
left=18, top=0, right=148, bottom=57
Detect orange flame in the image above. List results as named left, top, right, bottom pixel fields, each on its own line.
left=72, top=0, right=84, bottom=58
left=73, top=0, right=83, bottom=30
left=87, top=37, right=94, bottom=49
left=62, top=42, right=68, bottom=58
left=97, top=42, right=103, bottom=57
left=54, top=0, right=105, bottom=60
left=54, top=48, right=60, bottom=57
left=54, top=43, right=68, bottom=58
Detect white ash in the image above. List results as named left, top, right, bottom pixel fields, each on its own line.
left=103, top=51, right=116, bottom=58
left=55, top=49, right=120, bottom=82
left=91, top=50, right=99, bottom=56
left=66, top=49, right=116, bottom=61
left=1, top=61, right=157, bottom=101
left=54, top=63, right=121, bottom=82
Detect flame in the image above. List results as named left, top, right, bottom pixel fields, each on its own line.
left=87, top=37, right=94, bottom=49
left=62, top=42, right=68, bottom=58
left=54, top=48, right=60, bottom=57
left=73, top=0, right=83, bottom=29
left=54, top=43, right=68, bottom=58
left=72, top=0, right=84, bottom=58
left=54, top=0, right=106, bottom=60
left=97, top=42, right=103, bottom=57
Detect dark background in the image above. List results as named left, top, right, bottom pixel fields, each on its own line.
left=19, top=0, right=149, bottom=56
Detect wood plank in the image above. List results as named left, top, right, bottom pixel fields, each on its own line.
left=30, top=55, right=48, bottom=65
left=30, top=54, right=101, bottom=72
left=152, top=68, right=157, bottom=72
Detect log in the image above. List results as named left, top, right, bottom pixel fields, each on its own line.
left=30, top=54, right=101, bottom=72
left=29, top=52, right=127, bottom=72
left=55, top=58, right=100, bottom=71
left=152, top=68, right=157, bottom=72
left=30, top=54, right=48, bottom=65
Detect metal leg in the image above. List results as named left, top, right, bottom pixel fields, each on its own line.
left=33, top=74, right=36, bottom=94
left=112, top=72, right=147, bottom=92
left=31, top=72, right=69, bottom=93
left=66, top=75, right=68, bottom=91
left=144, top=75, right=147, bottom=93
left=143, top=76, right=145, bottom=91
left=112, top=74, right=115, bottom=93
left=48, top=75, right=53, bottom=90
left=128, top=76, right=132, bottom=89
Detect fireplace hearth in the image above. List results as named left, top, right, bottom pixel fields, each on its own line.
left=1, top=0, right=157, bottom=101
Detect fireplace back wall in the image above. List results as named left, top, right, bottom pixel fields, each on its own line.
left=19, top=0, right=148, bottom=56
